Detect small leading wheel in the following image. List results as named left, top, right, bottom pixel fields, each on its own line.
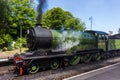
left=50, top=59, right=59, bottom=70
left=70, top=55, right=80, bottom=66
left=83, top=54, right=92, bottom=63
left=27, top=62, right=39, bottom=74
left=94, top=53, right=101, bottom=61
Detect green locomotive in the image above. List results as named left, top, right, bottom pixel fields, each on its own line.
left=13, top=24, right=120, bottom=75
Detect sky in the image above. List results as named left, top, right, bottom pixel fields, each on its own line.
left=39, top=0, right=120, bottom=34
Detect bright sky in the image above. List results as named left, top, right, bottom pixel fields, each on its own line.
left=41, top=0, right=120, bottom=34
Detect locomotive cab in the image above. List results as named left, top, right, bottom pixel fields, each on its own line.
left=85, top=30, right=108, bottom=51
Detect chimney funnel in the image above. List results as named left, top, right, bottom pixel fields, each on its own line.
left=36, top=23, right=42, bottom=27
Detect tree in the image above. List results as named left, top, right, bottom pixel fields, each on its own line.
left=0, top=0, right=11, bottom=49
left=42, top=7, right=85, bottom=31
left=0, top=34, right=12, bottom=49
left=8, top=0, right=37, bottom=39
left=0, top=0, right=37, bottom=49
left=64, top=17, right=85, bottom=31
left=0, top=0, right=9, bottom=29
left=42, top=7, right=66, bottom=29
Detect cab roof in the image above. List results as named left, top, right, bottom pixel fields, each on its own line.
left=85, top=30, right=108, bottom=35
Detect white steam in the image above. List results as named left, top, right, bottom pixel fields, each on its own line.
left=52, top=30, right=81, bottom=52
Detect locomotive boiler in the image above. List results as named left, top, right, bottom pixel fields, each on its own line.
left=27, top=24, right=95, bottom=53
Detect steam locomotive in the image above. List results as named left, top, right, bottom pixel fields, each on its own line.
left=13, top=24, right=120, bottom=75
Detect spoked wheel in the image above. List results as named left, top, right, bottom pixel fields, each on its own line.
left=27, top=62, right=39, bottom=74
left=50, top=59, right=60, bottom=70
left=83, top=54, right=92, bottom=63
left=70, top=55, right=80, bottom=66
left=94, top=53, right=101, bottom=61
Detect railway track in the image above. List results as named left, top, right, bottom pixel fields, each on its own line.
left=0, top=58, right=13, bottom=67
left=0, top=56, right=120, bottom=80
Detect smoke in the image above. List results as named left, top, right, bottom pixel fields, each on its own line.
left=37, top=0, right=48, bottom=24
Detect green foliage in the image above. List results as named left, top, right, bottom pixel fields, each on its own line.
left=42, top=7, right=66, bottom=29
left=0, top=34, right=13, bottom=49
left=0, top=0, right=9, bottom=28
left=8, top=0, right=37, bottom=39
left=0, top=0, right=11, bottom=50
left=64, top=17, right=85, bottom=31
left=42, top=7, right=86, bottom=31
left=0, top=0, right=36, bottom=49
left=14, top=38, right=26, bottom=49
left=7, top=46, right=14, bottom=51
